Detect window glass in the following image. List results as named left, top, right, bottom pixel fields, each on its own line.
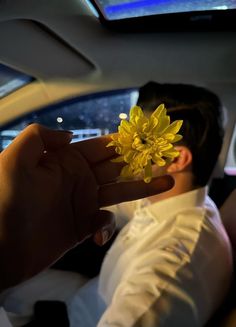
left=0, top=63, right=34, bottom=98
left=92, top=0, right=236, bottom=21
left=225, top=123, right=236, bottom=175
left=0, top=89, right=138, bottom=151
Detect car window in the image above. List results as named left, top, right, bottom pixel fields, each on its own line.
left=0, top=89, right=138, bottom=151
left=0, top=63, right=35, bottom=99
left=2, top=88, right=234, bottom=177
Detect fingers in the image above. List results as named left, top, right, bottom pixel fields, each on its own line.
left=98, top=175, right=174, bottom=207
left=2, top=124, right=73, bottom=169
left=92, top=210, right=116, bottom=246
left=70, top=135, right=116, bottom=164
left=93, top=160, right=125, bottom=184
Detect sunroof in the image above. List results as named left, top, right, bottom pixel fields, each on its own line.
left=93, top=0, right=236, bottom=21
left=0, top=64, right=34, bottom=99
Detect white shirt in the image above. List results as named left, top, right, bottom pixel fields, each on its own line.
left=98, top=187, right=233, bottom=327
left=0, top=188, right=233, bottom=327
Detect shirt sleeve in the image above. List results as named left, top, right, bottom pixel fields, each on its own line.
left=0, top=308, right=13, bottom=327
left=97, top=240, right=204, bottom=327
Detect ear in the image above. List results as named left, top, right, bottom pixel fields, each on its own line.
left=167, top=146, right=192, bottom=173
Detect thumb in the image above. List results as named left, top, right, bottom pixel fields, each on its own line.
left=92, top=210, right=116, bottom=246
left=4, top=124, right=73, bottom=168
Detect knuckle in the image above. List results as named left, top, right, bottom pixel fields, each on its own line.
left=23, top=124, right=48, bottom=140
left=25, top=123, right=42, bottom=134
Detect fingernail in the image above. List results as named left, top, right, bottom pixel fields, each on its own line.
left=94, top=228, right=111, bottom=246
left=57, top=130, right=73, bottom=141
left=57, top=130, right=73, bottom=135
left=101, top=229, right=111, bottom=245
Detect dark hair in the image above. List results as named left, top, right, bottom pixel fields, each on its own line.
left=137, top=82, right=225, bottom=186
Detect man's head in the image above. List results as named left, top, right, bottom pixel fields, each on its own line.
left=137, top=82, right=225, bottom=187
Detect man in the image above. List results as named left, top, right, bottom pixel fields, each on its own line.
left=94, top=82, right=232, bottom=326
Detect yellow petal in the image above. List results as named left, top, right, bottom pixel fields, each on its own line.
left=135, top=144, right=146, bottom=151
left=106, top=141, right=114, bottom=147
left=111, top=156, right=124, bottom=163
left=156, top=115, right=170, bottom=135
left=164, top=120, right=183, bottom=135
left=115, top=146, right=123, bottom=155
left=163, top=149, right=180, bottom=158
left=120, top=119, right=133, bottom=134
left=124, top=150, right=135, bottom=163
left=129, top=106, right=143, bottom=124
left=163, top=133, right=175, bottom=142
left=132, top=136, right=142, bottom=147
left=172, top=134, right=183, bottom=143
left=144, top=160, right=152, bottom=183
left=151, top=104, right=166, bottom=120
left=120, top=165, right=133, bottom=178
left=144, top=116, right=158, bottom=133
left=158, top=143, right=173, bottom=152
left=152, top=153, right=166, bottom=166
left=137, top=151, right=151, bottom=168
left=111, top=133, right=119, bottom=141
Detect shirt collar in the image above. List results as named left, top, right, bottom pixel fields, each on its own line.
left=142, top=186, right=208, bottom=223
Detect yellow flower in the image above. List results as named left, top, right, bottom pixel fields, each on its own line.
left=107, top=104, right=183, bottom=183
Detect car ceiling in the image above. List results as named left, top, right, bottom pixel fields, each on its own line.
left=0, top=0, right=235, bottom=85
left=0, top=0, right=235, bottom=171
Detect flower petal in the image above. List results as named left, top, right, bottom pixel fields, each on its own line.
left=156, top=115, right=170, bottom=135
left=163, top=149, right=180, bottom=158
left=119, top=119, right=133, bottom=134
left=124, top=150, right=136, bottom=163
left=172, top=134, right=183, bottom=143
left=164, top=120, right=183, bottom=135
left=106, top=140, right=119, bottom=147
left=130, top=106, right=143, bottom=124
left=111, top=156, right=124, bottom=163
left=120, top=165, right=133, bottom=179
left=151, top=104, right=166, bottom=120
left=144, top=160, right=152, bottom=183
left=152, top=153, right=167, bottom=166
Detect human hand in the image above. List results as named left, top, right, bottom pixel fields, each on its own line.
left=0, top=124, right=78, bottom=290
left=0, top=124, right=174, bottom=290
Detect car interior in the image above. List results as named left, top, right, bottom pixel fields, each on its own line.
left=0, top=0, right=236, bottom=326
